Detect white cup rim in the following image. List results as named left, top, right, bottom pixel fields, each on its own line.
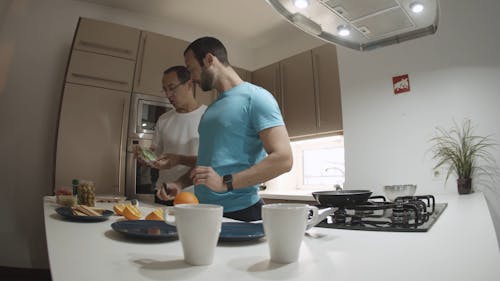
left=263, top=203, right=309, bottom=209
left=174, top=203, right=222, bottom=210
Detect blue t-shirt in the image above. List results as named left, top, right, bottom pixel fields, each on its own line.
left=195, top=82, right=284, bottom=212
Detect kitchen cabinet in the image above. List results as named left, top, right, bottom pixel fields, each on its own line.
left=251, top=44, right=342, bottom=139
left=55, top=83, right=129, bottom=195
left=66, top=50, right=136, bottom=92
left=280, top=51, right=317, bottom=137
left=133, top=31, right=189, bottom=97
left=73, top=18, right=140, bottom=60
left=251, top=62, right=282, bottom=109
left=312, top=44, right=343, bottom=133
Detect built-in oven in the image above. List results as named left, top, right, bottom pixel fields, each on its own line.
left=126, top=93, right=174, bottom=201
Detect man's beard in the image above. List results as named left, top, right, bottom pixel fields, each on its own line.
left=200, top=68, right=214, bottom=91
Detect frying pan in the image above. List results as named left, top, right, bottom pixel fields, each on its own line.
left=312, top=190, right=373, bottom=208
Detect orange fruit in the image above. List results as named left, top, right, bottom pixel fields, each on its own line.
left=123, top=205, right=142, bottom=220
left=145, top=208, right=164, bottom=221
left=173, top=192, right=199, bottom=205
left=113, top=204, right=126, bottom=215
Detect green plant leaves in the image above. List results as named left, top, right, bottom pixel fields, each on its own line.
left=430, top=119, right=497, bottom=184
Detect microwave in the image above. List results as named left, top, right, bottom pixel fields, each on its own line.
left=126, top=93, right=173, bottom=201
left=128, top=92, right=174, bottom=140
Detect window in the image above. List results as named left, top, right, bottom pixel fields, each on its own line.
left=264, top=135, right=345, bottom=192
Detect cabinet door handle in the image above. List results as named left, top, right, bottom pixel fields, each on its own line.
left=312, top=53, right=321, bottom=129
left=137, top=34, right=147, bottom=86
left=118, top=99, right=128, bottom=194
left=79, top=40, right=132, bottom=55
left=71, top=73, right=128, bottom=85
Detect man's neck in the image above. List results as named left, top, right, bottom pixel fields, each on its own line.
left=215, top=66, right=244, bottom=93
left=176, top=100, right=200, bottom=113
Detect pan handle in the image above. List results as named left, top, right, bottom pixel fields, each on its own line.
left=306, top=207, right=335, bottom=230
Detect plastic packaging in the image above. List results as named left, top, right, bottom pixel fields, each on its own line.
left=77, top=181, right=96, bottom=207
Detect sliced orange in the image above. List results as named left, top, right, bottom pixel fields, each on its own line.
left=123, top=205, right=142, bottom=220
left=113, top=204, right=126, bottom=215
left=173, top=192, right=199, bottom=205
left=145, top=208, right=164, bottom=221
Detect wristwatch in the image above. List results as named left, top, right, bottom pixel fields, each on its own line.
left=223, top=174, right=233, bottom=192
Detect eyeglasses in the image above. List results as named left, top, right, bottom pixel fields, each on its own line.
left=163, top=81, right=186, bottom=94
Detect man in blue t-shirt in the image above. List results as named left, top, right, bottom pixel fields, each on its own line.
left=157, top=37, right=293, bottom=221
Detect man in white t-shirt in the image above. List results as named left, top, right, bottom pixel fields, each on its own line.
left=148, top=65, right=207, bottom=203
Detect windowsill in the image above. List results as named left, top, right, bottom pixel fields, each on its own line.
left=259, top=189, right=316, bottom=202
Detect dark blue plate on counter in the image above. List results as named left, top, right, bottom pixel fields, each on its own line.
left=55, top=207, right=113, bottom=222
left=219, top=222, right=265, bottom=242
left=111, top=220, right=178, bottom=240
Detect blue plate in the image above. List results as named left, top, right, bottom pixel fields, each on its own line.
left=55, top=207, right=113, bottom=222
left=111, top=220, right=178, bottom=240
left=219, top=222, right=265, bottom=242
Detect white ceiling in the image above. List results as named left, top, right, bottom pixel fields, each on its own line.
left=76, top=0, right=326, bottom=69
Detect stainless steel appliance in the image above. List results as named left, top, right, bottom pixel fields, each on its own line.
left=315, top=195, right=447, bottom=232
left=125, top=93, right=173, bottom=201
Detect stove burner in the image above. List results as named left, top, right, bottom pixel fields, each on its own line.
left=315, top=194, right=446, bottom=232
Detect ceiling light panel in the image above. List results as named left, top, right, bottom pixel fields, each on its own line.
left=266, top=0, right=439, bottom=51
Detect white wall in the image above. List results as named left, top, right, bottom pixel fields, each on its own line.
left=339, top=0, right=500, bottom=245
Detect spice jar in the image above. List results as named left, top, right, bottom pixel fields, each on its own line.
left=77, top=181, right=96, bottom=207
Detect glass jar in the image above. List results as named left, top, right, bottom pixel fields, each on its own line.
left=77, top=181, right=96, bottom=207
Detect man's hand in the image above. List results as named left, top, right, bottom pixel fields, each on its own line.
left=133, top=145, right=156, bottom=167
left=190, top=166, right=226, bottom=192
left=156, top=182, right=182, bottom=201
left=154, top=153, right=182, bottom=169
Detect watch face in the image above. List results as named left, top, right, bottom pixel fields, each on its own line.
left=223, top=174, right=232, bottom=183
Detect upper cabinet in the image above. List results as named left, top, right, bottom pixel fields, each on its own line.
left=73, top=18, right=141, bottom=60
left=133, top=31, right=189, bottom=97
left=252, top=63, right=282, bottom=110
left=66, top=50, right=136, bottom=92
left=252, top=44, right=342, bottom=139
left=280, top=51, right=317, bottom=137
left=312, top=44, right=342, bottom=134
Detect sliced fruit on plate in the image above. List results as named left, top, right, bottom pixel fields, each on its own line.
left=123, top=205, right=142, bottom=220
left=113, top=204, right=126, bottom=215
left=145, top=208, right=164, bottom=221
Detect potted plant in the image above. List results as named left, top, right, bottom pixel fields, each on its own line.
left=430, top=119, right=497, bottom=194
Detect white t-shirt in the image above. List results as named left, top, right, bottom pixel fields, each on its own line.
left=151, top=104, right=207, bottom=188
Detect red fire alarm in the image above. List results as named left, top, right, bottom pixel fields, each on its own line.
left=392, top=74, right=410, bottom=95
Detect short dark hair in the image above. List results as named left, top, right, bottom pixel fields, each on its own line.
left=184, top=37, right=229, bottom=66
left=163, top=65, right=190, bottom=83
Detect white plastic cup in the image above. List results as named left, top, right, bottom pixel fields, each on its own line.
left=173, top=204, right=223, bottom=265
left=262, top=203, right=319, bottom=263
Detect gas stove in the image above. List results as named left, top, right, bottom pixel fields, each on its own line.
left=315, top=195, right=447, bottom=232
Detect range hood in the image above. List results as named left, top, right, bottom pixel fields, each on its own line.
left=266, top=0, right=439, bottom=51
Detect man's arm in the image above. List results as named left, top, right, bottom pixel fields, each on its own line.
left=154, top=154, right=198, bottom=169
left=232, top=125, right=292, bottom=188
left=191, top=125, right=293, bottom=191
left=156, top=169, right=195, bottom=200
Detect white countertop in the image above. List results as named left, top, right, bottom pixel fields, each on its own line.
left=44, top=193, right=500, bottom=281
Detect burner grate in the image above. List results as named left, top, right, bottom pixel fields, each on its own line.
left=314, top=194, right=447, bottom=232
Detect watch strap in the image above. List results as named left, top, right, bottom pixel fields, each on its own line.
left=223, top=174, right=233, bottom=191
